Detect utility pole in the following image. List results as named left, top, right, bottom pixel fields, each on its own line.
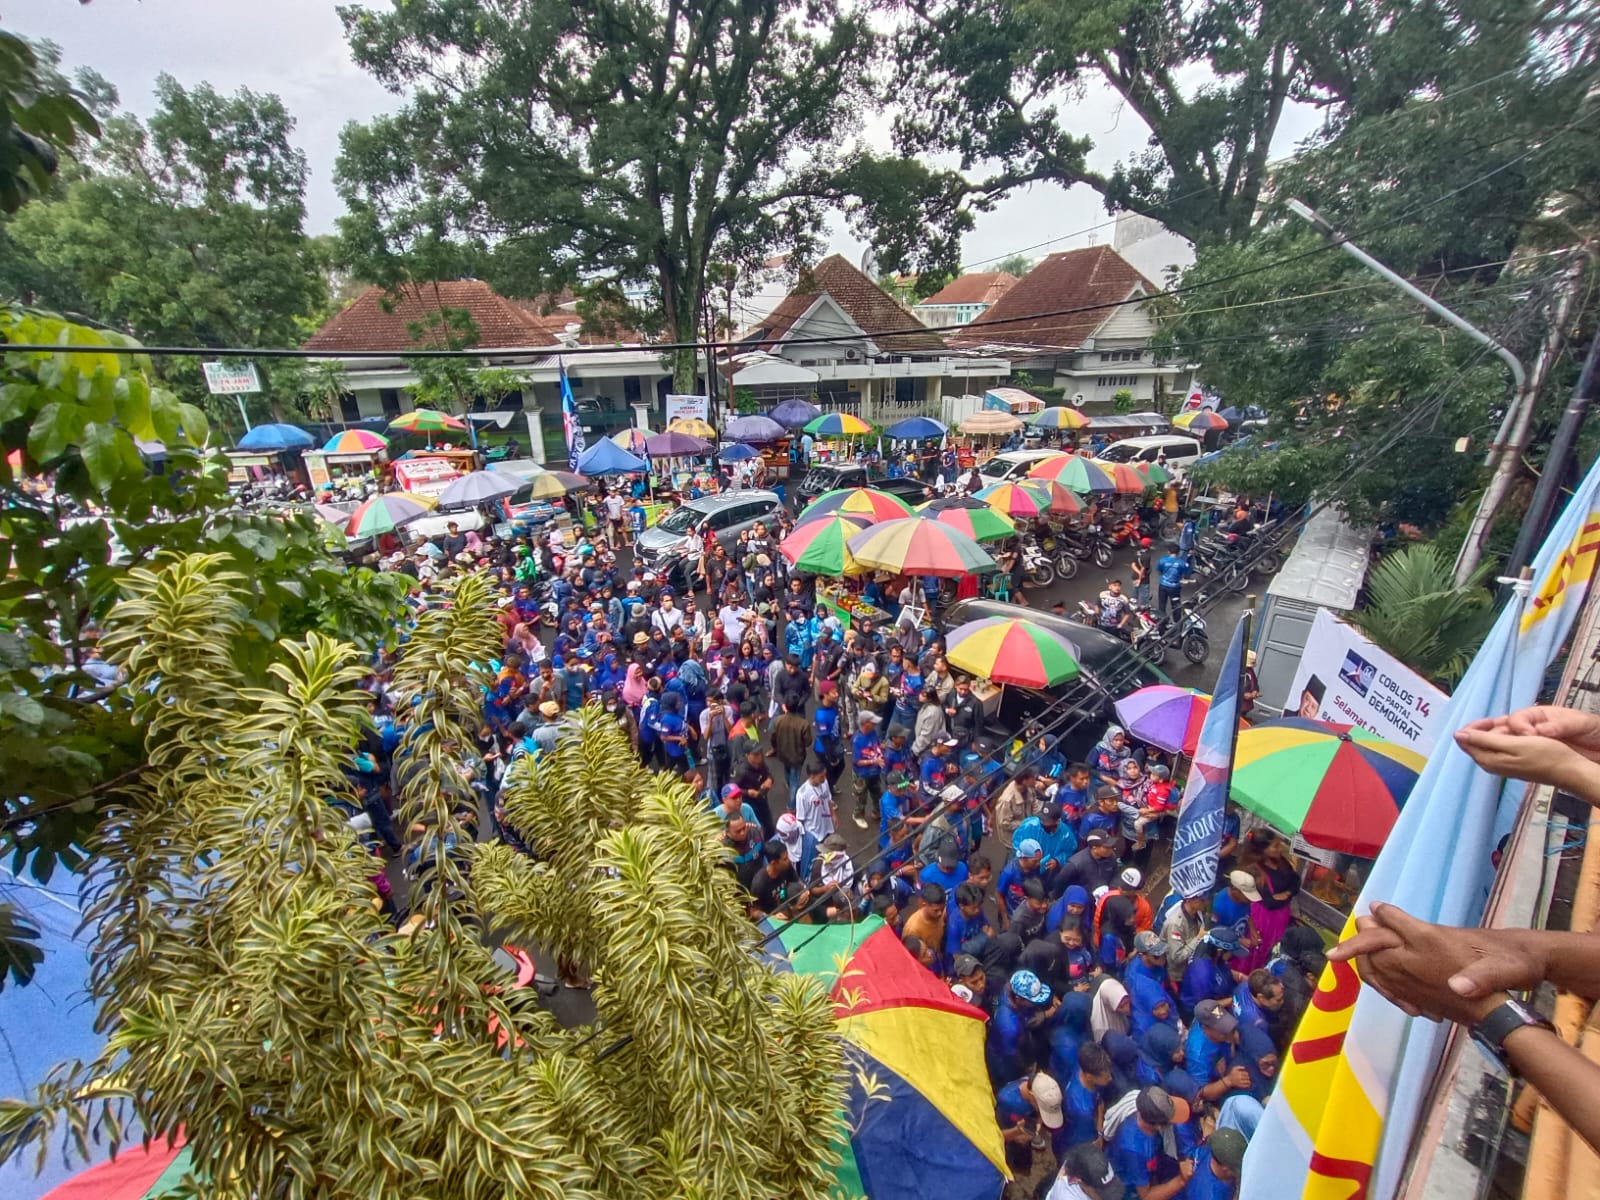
left=1285, top=200, right=1559, bottom=584
left=1458, top=258, right=1585, bottom=580
left=1504, top=328, right=1600, bottom=576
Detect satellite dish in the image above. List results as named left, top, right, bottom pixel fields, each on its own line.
left=1071, top=393, right=1087, bottom=408
left=860, top=248, right=881, bottom=277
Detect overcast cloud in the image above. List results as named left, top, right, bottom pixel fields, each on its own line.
left=19, top=1, right=1324, bottom=273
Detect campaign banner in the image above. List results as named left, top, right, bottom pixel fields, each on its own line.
left=664, top=393, right=709, bottom=425
left=1284, top=608, right=1447, bottom=754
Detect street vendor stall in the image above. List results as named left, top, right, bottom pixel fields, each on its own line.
left=815, top=581, right=893, bottom=631
left=390, top=454, right=463, bottom=501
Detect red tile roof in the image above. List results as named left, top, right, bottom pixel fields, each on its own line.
left=304, top=281, right=558, bottom=353
left=751, top=255, right=946, bottom=353
left=949, top=246, right=1155, bottom=351
left=917, top=271, right=1019, bottom=308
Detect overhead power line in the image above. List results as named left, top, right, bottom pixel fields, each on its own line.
left=4, top=123, right=1574, bottom=365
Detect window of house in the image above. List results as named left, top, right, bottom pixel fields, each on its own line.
left=338, top=392, right=360, bottom=422
left=624, top=376, right=642, bottom=404
left=380, top=388, right=402, bottom=417
left=894, top=377, right=916, bottom=405
left=1096, top=375, right=1139, bottom=388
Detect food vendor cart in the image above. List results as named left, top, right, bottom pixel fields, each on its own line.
left=390, top=455, right=463, bottom=501
left=303, top=449, right=382, bottom=490
left=815, top=581, right=892, bottom=631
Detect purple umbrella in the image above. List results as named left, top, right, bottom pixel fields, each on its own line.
left=770, top=398, right=821, bottom=429
left=726, top=414, right=787, bottom=442
left=644, top=430, right=712, bottom=457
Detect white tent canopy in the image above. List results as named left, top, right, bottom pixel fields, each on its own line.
left=731, top=354, right=820, bottom=386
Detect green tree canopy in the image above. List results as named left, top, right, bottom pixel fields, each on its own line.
left=888, top=0, right=1563, bottom=249
left=3, top=73, right=328, bottom=433
left=0, top=562, right=845, bottom=1199
left=334, top=0, right=919, bottom=388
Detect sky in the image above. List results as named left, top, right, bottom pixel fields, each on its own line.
left=20, top=1, right=1327, bottom=294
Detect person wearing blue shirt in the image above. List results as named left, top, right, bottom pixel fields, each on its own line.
left=1156, top=552, right=1194, bottom=620
left=1045, top=884, right=1092, bottom=935
left=1185, top=1001, right=1252, bottom=1107
left=1180, top=930, right=1238, bottom=1018
left=1063, top=1042, right=1112, bottom=1148
left=1079, top=786, right=1124, bottom=841
left=1233, top=970, right=1282, bottom=1037
left=813, top=689, right=842, bottom=783
left=945, top=882, right=992, bottom=961
left=882, top=727, right=914, bottom=779
left=987, top=969, right=1053, bottom=1086
left=918, top=740, right=957, bottom=808
left=1055, top=764, right=1094, bottom=829
left=996, top=842, right=1046, bottom=920
left=919, top=850, right=969, bottom=895
left=1013, top=805, right=1078, bottom=876
left=1178, top=1130, right=1247, bottom=1200
left=850, top=712, right=886, bottom=832
left=1107, top=1086, right=1190, bottom=1200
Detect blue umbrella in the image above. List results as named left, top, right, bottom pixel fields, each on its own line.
left=886, top=416, right=947, bottom=440
left=718, top=442, right=761, bottom=462
left=576, top=438, right=649, bottom=475
left=726, top=414, right=786, bottom=442
left=769, top=398, right=821, bottom=429
left=236, top=423, right=314, bottom=452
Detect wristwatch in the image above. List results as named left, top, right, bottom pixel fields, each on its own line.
left=1470, top=997, right=1555, bottom=1075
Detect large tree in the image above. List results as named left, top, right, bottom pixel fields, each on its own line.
left=0, top=564, right=845, bottom=1199
left=889, top=0, right=1557, bottom=249
left=334, top=0, right=924, bottom=388
left=1166, top=67, right=1598, bottom=538
left=4, top=73, right=328, bottom=432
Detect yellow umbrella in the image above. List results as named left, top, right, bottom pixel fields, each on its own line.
left=667, top=417, right=717, bottom=439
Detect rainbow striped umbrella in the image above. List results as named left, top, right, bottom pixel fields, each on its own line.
left=346, top=491, right=436, bottom=537
left=762, top=917, right=1007, bottom=1200
left=1230, top=717, right=1427, bottom=857
left=389, top=408, right=467, bottom=433
left=945, top=616, right=1080, bottom=687
left=799, top=487, right=915, bottom=524
left=322, top=429, right=389, bottom=453
left=1026, top=453, right=1116, bottom=494
left=916, top=497, right=1016, bottom=542
left=805, top=412, right=872, bottom=436
left=1114, top=685, right=1217, bottom=755
left=1029, top=406, right=1090, bottom=430
left=1093, top=459, right=1150, bottom=495
left=975, top=479, right=1080, bottom=519
left=780, top=512, right=870, bottom=575
left=1136, top=460, right=1175, bottom=485
left=1175, top=409, right=1229, bottom=432
left=847, top=518, right=996, bottom=578
left=38, top=1139, right=192, bottom=1200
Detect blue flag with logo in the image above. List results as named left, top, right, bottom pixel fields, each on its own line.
left=560, top=359, right=585, bottom=472
left=1169, top=614, right=1247, bottom=898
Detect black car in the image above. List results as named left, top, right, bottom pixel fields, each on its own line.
left=943, top=598, right=1172, bottom=757
left=792, top=462, right=933, bottom=509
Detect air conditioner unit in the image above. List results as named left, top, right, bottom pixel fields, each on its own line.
left=844, top=348, right=862, bottom=362
left=1071, top=393, right=1087, bottom=408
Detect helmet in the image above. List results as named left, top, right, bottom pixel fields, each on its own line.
left=1140, top=537, right=1152, bottom=547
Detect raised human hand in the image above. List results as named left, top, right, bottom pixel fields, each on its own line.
left=1454, top=724, right=1600, bottom=799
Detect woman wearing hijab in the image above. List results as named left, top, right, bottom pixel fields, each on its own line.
left=1096, top=893, right=1138, bottom=974
left=621, top=662, right=648, bottom=710
left=1236, top=1024, right=1280, bottom=1103
left=507, top=621, right=541, bottom=663
left=1128, top=970, right=1180, bottom=1039
left=1136, top=1024, right=1184, bottom=1089
left=1247, top=838, right=1302, bottom=971
left=1046, top=992, right=1094, bottom=1084
left=1089, top=723, right=1133, bottom=787
left=592, top=651, right=626, bottom=694
left=1089, top=975, right=1131, bottom=1040
left=1046, top=884, right=1091, bottom=935
left=1180, top=926, right=1240, bottom=1019
left=1101, top=1031, right=1141, bottom=1100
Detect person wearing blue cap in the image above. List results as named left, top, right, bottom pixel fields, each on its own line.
left=996, top=840, right=1047, bottom=928
left=988, top=968, right=1058, bottom=1085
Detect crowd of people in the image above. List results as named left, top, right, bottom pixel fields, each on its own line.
left=337, top=477, right=1319, bottom=1200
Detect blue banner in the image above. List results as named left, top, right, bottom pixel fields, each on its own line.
left=1169, top=614, right=1248, bottom=898
left=560, top=359, right=585, bottom=472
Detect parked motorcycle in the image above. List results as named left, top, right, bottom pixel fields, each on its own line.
left=1020, top=538, right=1057, bottom=588
left=1038, top=526, right=1079, bottom=580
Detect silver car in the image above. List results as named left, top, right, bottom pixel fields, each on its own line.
left=634, top=490, right=784, bottom=586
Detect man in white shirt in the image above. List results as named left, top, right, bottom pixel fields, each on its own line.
left=651, top=591, right=686, bottom=637
left=1046, top=1143, right=1119, bottom=1200
left=793, top=759, right=836, bottom=843
left=604, top=491, right=626, bottom=544
left=719, top=599, right=754, bottom=645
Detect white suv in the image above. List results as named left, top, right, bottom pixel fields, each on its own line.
left=977, top=449, right=1069, bottom=488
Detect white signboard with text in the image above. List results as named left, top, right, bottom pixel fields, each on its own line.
left=202, top=361, right=262, bottom=395
left=1285, top=608, right=1448, bottom=755
left=664, top=393, right=709, bottom=425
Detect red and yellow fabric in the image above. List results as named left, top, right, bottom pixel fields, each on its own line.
left=40, top=1138, right=191, bottom=1200
left=1091, top=460, right=1149, bottom=495
left=764, top=917, right=1008, bottom=1200
left=846, top=518, right=996, bottom=578
left=798, top=487, right=915, bottom=524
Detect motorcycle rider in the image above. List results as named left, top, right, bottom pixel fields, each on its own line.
left=1155, top=550, right=1193, bottom=621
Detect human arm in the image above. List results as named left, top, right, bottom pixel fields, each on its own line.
left=1454, top=721, right=1600, bottom=801
left=1199, top=1064, right=1254, bottom=1102
left=1138, top=1165, right=1194, bottom=1200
